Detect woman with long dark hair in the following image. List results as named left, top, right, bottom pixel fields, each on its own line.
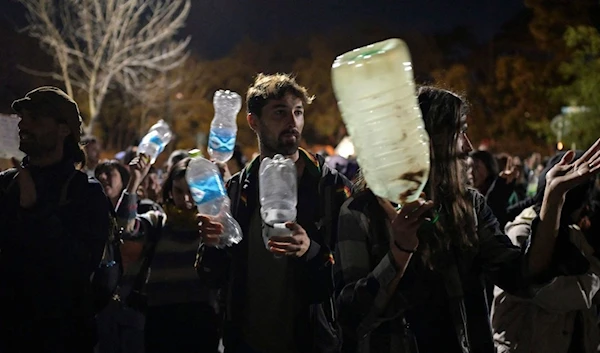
left=334, top=86, right=600, bottom=353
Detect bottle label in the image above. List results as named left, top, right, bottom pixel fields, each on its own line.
left=208, top=131, right=236, bottom=153
left=188, top=174, right=227, bottom=205
left=141, top=131, right=165, bottom=154
left=149, top=134, right=166, bottom=154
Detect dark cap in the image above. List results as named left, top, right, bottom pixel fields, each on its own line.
left=11, top=86, right=83, bottom=144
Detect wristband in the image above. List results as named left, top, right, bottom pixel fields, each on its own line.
left=394, top=240, right=417, bottom=254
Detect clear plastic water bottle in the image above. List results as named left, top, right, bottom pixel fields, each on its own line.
left=186, top=157, right=242, bottom=248
left=208, top=90, right=241, bottom=163
left=331, top=38, right=431, bottom=205
left=138, top=119, right=173, bottom=164
left=259, top=154, right=297, bottom=252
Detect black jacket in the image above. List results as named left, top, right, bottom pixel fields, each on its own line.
left=196, top=149, right=351, bottom=353
left=0, top=159, right=110, bottom=320
left=334, top=189, right=589, bottom=353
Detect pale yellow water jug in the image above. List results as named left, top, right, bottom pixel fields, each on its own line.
left=331, top=38, right=430, bottom=205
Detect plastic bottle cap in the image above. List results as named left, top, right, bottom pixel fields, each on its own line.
left=189, top=149, right=203, bottom=158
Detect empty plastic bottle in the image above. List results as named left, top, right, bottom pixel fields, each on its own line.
left=138, top=119, right=173, bottom=164
left=186, top=157, right=242, bottom=248
left=331, top=38, right=430, bottom=205
left=208, top=90, right=241, bottom=163
left=259, top=154, right=297, bottom=252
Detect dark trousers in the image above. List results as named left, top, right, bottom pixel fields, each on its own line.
left=95, top=300, right=145, bottom=353
left=145, top=302, right=220, bottom=353
left=0, top=316, right=96, bottom=353
left=226, top=342, right=265, bottom=353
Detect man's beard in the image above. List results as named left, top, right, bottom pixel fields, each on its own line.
left=19, top=137, right=57, bottom=158
left=260, top=128, right=301, bottom=156
left=19, top=140, right=43, bottom=157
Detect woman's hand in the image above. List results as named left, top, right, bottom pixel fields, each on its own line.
left=545, top=139, right=600, bottom=197
left=378, top=193, right=434, bottom=252
left=127, top=154, right=152, bottom=194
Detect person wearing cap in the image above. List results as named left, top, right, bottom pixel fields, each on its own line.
left=0, top=87, right=111, bottom=353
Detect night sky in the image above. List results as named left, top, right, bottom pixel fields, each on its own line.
left=1, top=0, right=525, bottom=58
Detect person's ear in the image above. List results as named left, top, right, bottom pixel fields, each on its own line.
left=247, top=113, right=258, bottom=132
left=58, top=123, right=71, bottom=139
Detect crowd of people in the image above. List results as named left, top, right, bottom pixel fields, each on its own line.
left=0, top=75, right=599, bottom=353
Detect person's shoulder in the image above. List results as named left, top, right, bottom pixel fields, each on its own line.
left=342, top=189, right=376, bottom=213
left=467, top=187, right=486, bottom=208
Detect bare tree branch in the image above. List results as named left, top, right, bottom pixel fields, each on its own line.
left=17, top=0, right=191, bottom=136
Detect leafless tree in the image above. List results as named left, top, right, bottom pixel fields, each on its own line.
left=17, top=0, right=191, bottom=135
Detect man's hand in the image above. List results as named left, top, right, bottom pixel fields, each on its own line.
left=211, top=160, right=232, bottom=182
left=268, top=222, right=311, bottom=257
left=11, top=158, right=36, bottom=208
left=198, top=214, right=224, bottom=247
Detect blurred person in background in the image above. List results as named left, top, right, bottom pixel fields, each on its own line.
left=97, top=156, right=220, bottom=353
left=165, top=149, right=189, bottom=174
left=82, top=135, right=102, bottom=178
left=95, top=160, right=131, bottom=208
left=471, top=150, right=520, bottom=229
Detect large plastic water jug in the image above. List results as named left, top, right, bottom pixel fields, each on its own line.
left=331, top=38, right=430, bottom=205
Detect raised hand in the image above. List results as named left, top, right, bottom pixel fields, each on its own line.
left=127, top=154, right=152, bottom=193
left=378, top=193, right=435, bottom=252
left=545, top=138, right=600, bottom=195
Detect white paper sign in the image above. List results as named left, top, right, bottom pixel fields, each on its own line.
left=0, top=114, right=25, bottom=160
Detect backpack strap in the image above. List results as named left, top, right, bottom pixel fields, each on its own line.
left=2, top=169, right=80, bottom=206
left=229, top=167, right=246, bottom=219
left=317, top=157, right=339, bottom=253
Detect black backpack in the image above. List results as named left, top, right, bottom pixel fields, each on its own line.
left=2, top=169, right=123, bottom=314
